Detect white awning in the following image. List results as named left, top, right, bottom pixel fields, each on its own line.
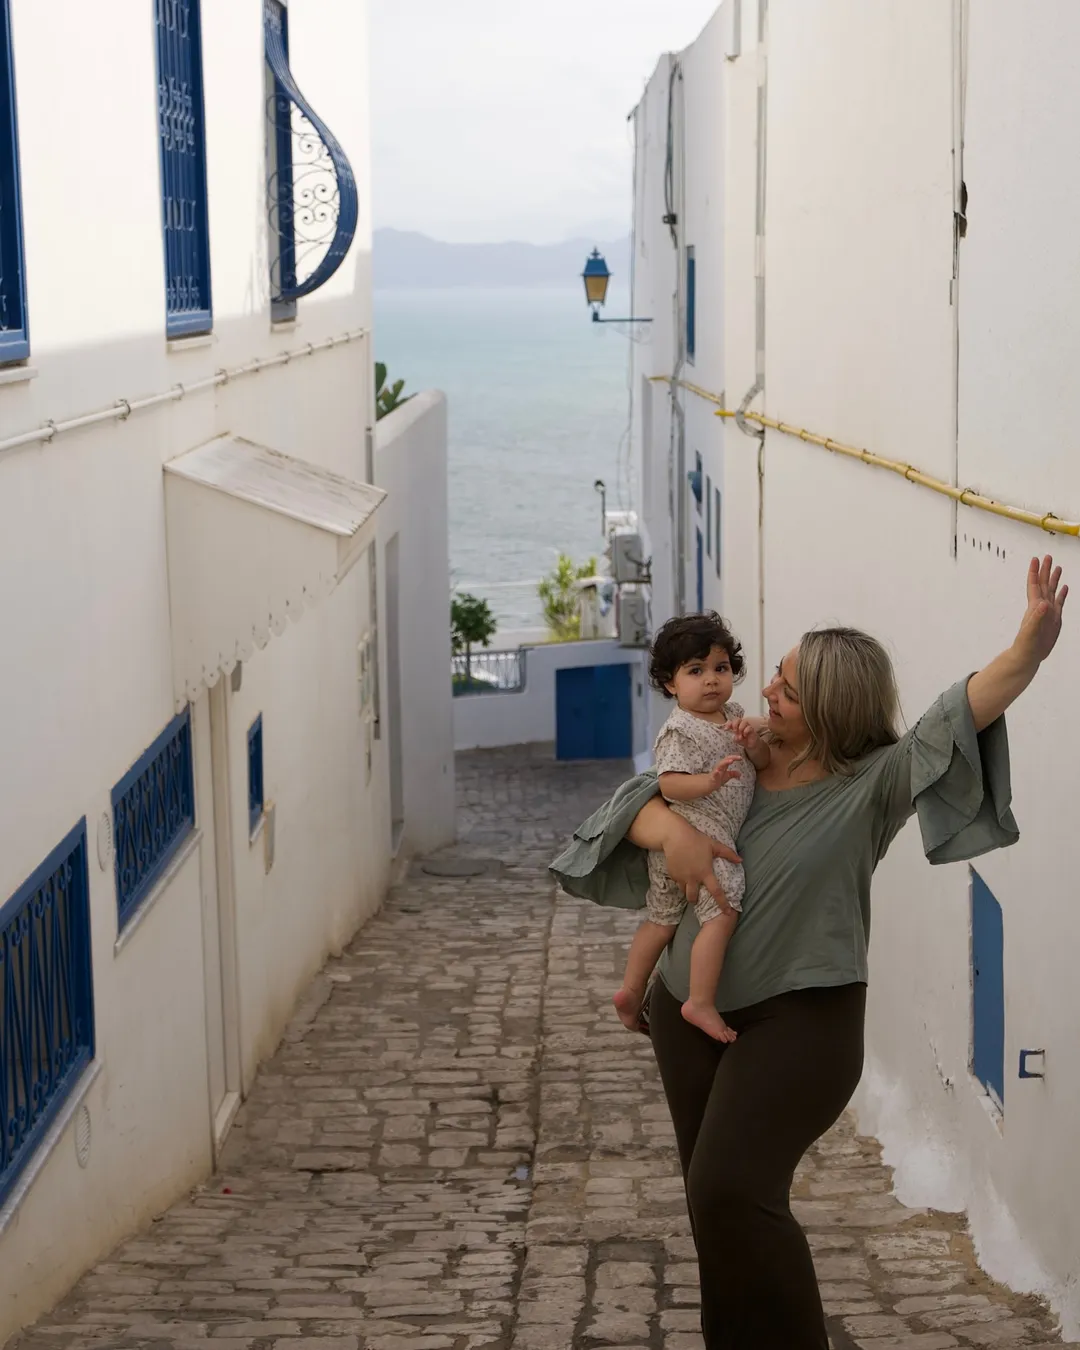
left=164, top=434, right=386, bottom=708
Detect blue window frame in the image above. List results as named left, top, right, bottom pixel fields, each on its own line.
left=247, top=715, right=264, bottom=835
left=0, top=0, right=28, bottom=364
left=971, top=868, right=1005, bottom=1108
left=1, top=821, right=95, bottom=1207
left=686, top=246, right=696, bottom=364
left=715, top=487, right=722, bottom=578
left=706, top=475, right=712, bottom=556
left=264, top=0, right=358, bottom=305
left=154, top=0, right=212, bottom=336
left=112, top=709, right=195, bottom=929
left=695, top=528, right=704, bottom=611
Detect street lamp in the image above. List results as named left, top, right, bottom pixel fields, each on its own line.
left=581, top=249, right=651, bottom=326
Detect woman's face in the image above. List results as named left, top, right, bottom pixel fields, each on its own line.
left=763, top=646, right=809, bottom=745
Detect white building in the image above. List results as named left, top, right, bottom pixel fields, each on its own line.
left=627, top=0, right=1080, bottom=1334
left=0, top=0, right=453, bottom=1339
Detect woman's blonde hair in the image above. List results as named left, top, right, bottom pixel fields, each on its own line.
left=793, top=627, right=901, bottom=776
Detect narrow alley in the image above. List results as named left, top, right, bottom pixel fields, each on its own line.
left=11, top=750, right=1073, bottom=1350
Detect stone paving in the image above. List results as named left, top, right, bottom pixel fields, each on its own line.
left=10, top=745, right=1074, bottom=1350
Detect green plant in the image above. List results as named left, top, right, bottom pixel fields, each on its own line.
left=451, top=592, right=497, bottom=685
left=538, top=553, right=597, bottom=642
left=375, top=362, right=412, bottom=420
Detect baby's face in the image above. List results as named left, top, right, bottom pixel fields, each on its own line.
left=666, top=645, right=735, bottom=714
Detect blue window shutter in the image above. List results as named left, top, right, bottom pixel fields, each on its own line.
left=696, top=529, right=704, bottom=611
left=264, top=0, right=358, bottom=302
left=155, top=0, right=212, bottom=337
left=248, top=715, right=265, bottom=835
left=686, top=247, right=696, bottom=364
left=971, top=868, right=1005, bottom=1108
left=0, top=0, right=29, bottom=364
left=1, top=821, right=95, bottom=1206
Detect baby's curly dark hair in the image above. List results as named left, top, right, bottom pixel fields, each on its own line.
left=648, top=612, right=745, bottom=697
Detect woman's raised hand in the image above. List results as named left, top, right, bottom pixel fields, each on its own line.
left=1015, top=555, right=1068, bottom=667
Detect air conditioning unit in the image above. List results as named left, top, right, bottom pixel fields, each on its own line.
left=617, top=588, right=649, bottom=648
left=611, top=529, right=650, bottom=584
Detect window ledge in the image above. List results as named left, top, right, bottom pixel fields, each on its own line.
left=0, top=364, right=38, bottom=387
left=114, top=828, right=202, bottom=956
left=168, top=333, right=216, bottom=353
left=0, top=1060, right=103, bottom=1238
left=271, top=318, right=299, bottom=333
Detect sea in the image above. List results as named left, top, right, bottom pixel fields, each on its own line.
left=373, top=286, right=635, bottom=634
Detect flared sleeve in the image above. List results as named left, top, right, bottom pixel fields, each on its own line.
left=877, top=677, right=1019, bottom=864
left=548, top=772, right=660, bottom=909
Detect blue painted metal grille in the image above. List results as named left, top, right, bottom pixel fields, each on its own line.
left=112, top=709, right=195, bottom=928
left=264, top=0, right=358, bottom=302
left=0, top=0, right=28, bottom=363
left=155, top=0, right=212, bottom=336
left=1, top=822, right=95, bottom=1207
left=971, top=868, right=1005, bottom=1108
left=247, top=715, right=264, bottom=836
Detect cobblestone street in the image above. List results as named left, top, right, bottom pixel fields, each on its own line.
left=11, top=747, right=1073, bottom=1350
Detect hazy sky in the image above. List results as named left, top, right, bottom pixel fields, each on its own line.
left=370, top=0, right=720, bottom=245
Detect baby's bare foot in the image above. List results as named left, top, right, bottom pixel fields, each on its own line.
left=613, top=987, right=645, bottom=1031
left=681, top=999, right=737, bottom=1043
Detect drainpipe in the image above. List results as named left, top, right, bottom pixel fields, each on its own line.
left=665, top=57, right=688, bottom=615
left=732, top=1, right=769, bottom=700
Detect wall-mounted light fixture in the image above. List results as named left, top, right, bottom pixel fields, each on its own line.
left=581, top=249, right=652, bottom=326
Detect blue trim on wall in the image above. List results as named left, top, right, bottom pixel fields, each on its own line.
left=686, top=246, right=696, bottom=365
left=0, top=820, right=95, bottom=1207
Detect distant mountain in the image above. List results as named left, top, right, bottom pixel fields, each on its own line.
left=373, top=228, right=631, bottom=290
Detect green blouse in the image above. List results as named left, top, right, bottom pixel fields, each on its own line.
left=550, top=679, right=1018, bottom=1011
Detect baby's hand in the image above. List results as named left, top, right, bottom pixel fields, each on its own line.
left=708, top=755, right=742, bottom=790
left=725, top=717, right=763, bottom=751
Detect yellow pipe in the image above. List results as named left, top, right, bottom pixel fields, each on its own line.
left=651, top=375, right=1079, bottom=538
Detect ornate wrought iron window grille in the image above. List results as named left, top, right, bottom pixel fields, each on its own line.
left=0, top=822, right=95, bottom=1207
left=247, top=714, right=264, bottom=836
left=112, top=708, right=195, bottom=929
left=154, top=0, right=212, bottom=337
left=0, top=0, right=28, bottom=364
left=264, top=0, right=358, bottom=311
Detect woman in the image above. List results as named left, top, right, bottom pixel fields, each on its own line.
left=550, top=555, right=1067, bottom=1350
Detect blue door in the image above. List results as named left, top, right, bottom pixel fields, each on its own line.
left=556, top=664, right=632, bottom=761
left=971, top=869, right=1005, bottom=1106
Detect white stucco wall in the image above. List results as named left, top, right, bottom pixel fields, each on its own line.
left=454, top=639, right=649, bottom=762
left=0, top=0, right=446, bottom=1339
left=630, top=0, right=1080, bottom=1333
left=375, top=391, right=456, bottom=858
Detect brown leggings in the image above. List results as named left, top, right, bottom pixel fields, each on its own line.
left=649, top=977, right=866, bottom=1350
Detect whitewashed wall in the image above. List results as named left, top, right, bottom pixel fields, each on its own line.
left=0, top=0, right=452, bottom=1339
left=631, top=0, right=1080, bottom=1332
left=453, top=639, right=649, bottom=764
left=375, top=391, right=456, bottom=858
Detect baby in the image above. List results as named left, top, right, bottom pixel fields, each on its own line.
left=613, top=612, right=770, bottom=1042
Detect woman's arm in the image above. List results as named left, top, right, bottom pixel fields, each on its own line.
left=967, top=556, right=1067, bottom=732
left=626, top=798, right=740, bottom=904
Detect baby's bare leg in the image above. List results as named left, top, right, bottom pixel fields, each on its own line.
left=614, top=920, right=677, bottom=1030
left=681, top=898, right=740, bottom=1043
